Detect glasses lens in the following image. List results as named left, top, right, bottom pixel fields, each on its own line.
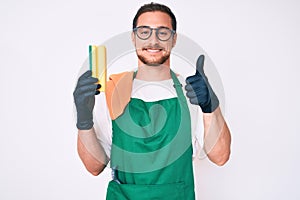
left=136, top=27, right=151, bottom=40
left=157, top=27, right=172, bottom=41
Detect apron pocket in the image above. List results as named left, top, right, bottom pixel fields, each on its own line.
left=106, top=180, right=185, bottom=200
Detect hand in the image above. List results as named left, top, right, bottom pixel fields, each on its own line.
left=185, top=55, right=219, bottom=113
left=73, top=70, right=101, bottom=130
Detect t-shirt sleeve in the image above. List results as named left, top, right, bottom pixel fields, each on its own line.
left=93, top=93, right=112, bottom=159
left=179, top=76, right=204, bottom=157
left=189, top=103, right=204, bottom=158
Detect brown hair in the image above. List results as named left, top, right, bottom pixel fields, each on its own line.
left=132, top=2, right=177, bottom=31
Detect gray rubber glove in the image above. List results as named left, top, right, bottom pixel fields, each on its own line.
left=185, top=55, right=219, bottom=113
left=73, top=70, right=100, bottom=130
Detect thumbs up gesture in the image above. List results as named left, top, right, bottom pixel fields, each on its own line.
left=185, top=55, right=219, bottom=113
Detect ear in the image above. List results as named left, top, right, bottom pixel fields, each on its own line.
left=131, top=31, right=135, bottom=45
left=172, top=33, right=177, bottom=48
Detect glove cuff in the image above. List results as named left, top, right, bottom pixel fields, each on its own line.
left=201, top=91, right=219, bottom=113
left=76, top=120, right=94, bottom=130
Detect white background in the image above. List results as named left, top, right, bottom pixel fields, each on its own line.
left=1, top=0, right=299, bottom=199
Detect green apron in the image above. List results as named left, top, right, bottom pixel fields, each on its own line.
left=106, top=70, right=195, bottom=200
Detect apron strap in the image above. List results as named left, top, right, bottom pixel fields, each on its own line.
left=170, top=70, right=188, bottom=104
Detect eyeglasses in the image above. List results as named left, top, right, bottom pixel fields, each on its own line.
left=133, top=26, right=176, bottom=41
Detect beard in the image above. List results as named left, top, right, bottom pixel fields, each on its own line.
left=136, top=46, right=171, bottom=66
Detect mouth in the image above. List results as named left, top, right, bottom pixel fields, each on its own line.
left=142, top=47, right=163, bottom=53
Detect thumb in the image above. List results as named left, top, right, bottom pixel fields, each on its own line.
left=195, top=55, right=205, bottom=75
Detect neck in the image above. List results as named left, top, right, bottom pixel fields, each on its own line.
left=136, top=60, right=171, bottom=81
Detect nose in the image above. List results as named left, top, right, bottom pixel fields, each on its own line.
left=147, top=30, right=160, bottom=44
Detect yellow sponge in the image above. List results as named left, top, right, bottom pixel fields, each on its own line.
left=89, top=45, right=107, bottom=92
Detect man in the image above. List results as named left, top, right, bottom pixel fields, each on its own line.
left=73, top=2, right=231, bottom=199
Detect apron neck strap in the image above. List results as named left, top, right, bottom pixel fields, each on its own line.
left=170, top=70, right=187, bottom=103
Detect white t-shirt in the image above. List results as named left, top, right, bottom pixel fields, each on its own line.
left=93, top=75, right=204, bottom=159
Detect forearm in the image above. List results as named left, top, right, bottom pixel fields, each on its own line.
left=203, top=107, right=231, bottom=166
left=77, top=128, right=109, bottom=175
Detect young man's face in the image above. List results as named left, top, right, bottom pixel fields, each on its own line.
left=132, top=11, right=177, bottom=66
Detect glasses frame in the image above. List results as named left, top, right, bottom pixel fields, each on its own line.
left=133, top=26, right=176, bottom=41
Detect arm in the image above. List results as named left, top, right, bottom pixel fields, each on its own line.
left=73, top=70, right=109, bottom=175
left=77, top=128, right=108, bottom=176
left=203, top=107, right=231, bottom=166
left=185, top=55, right=231, bottom=166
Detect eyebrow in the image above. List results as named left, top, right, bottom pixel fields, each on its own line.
left=137, top=25, right=172, bottom=29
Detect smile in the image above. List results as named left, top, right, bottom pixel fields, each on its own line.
left=143, top=48, right=163, bottom=53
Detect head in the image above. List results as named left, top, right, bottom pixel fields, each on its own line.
left=132, top=2, right=177, bottom=67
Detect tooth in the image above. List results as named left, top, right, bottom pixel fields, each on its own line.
left=147, top=49, right=159, bottom=52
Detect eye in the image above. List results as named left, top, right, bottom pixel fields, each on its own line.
left=158, top=31, right=168, bottom=36
left=141, top=30, right=150, bottom=35
left=157, top=28, right=171, bottom=37
left=138, top=28, right=150, bottom=35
